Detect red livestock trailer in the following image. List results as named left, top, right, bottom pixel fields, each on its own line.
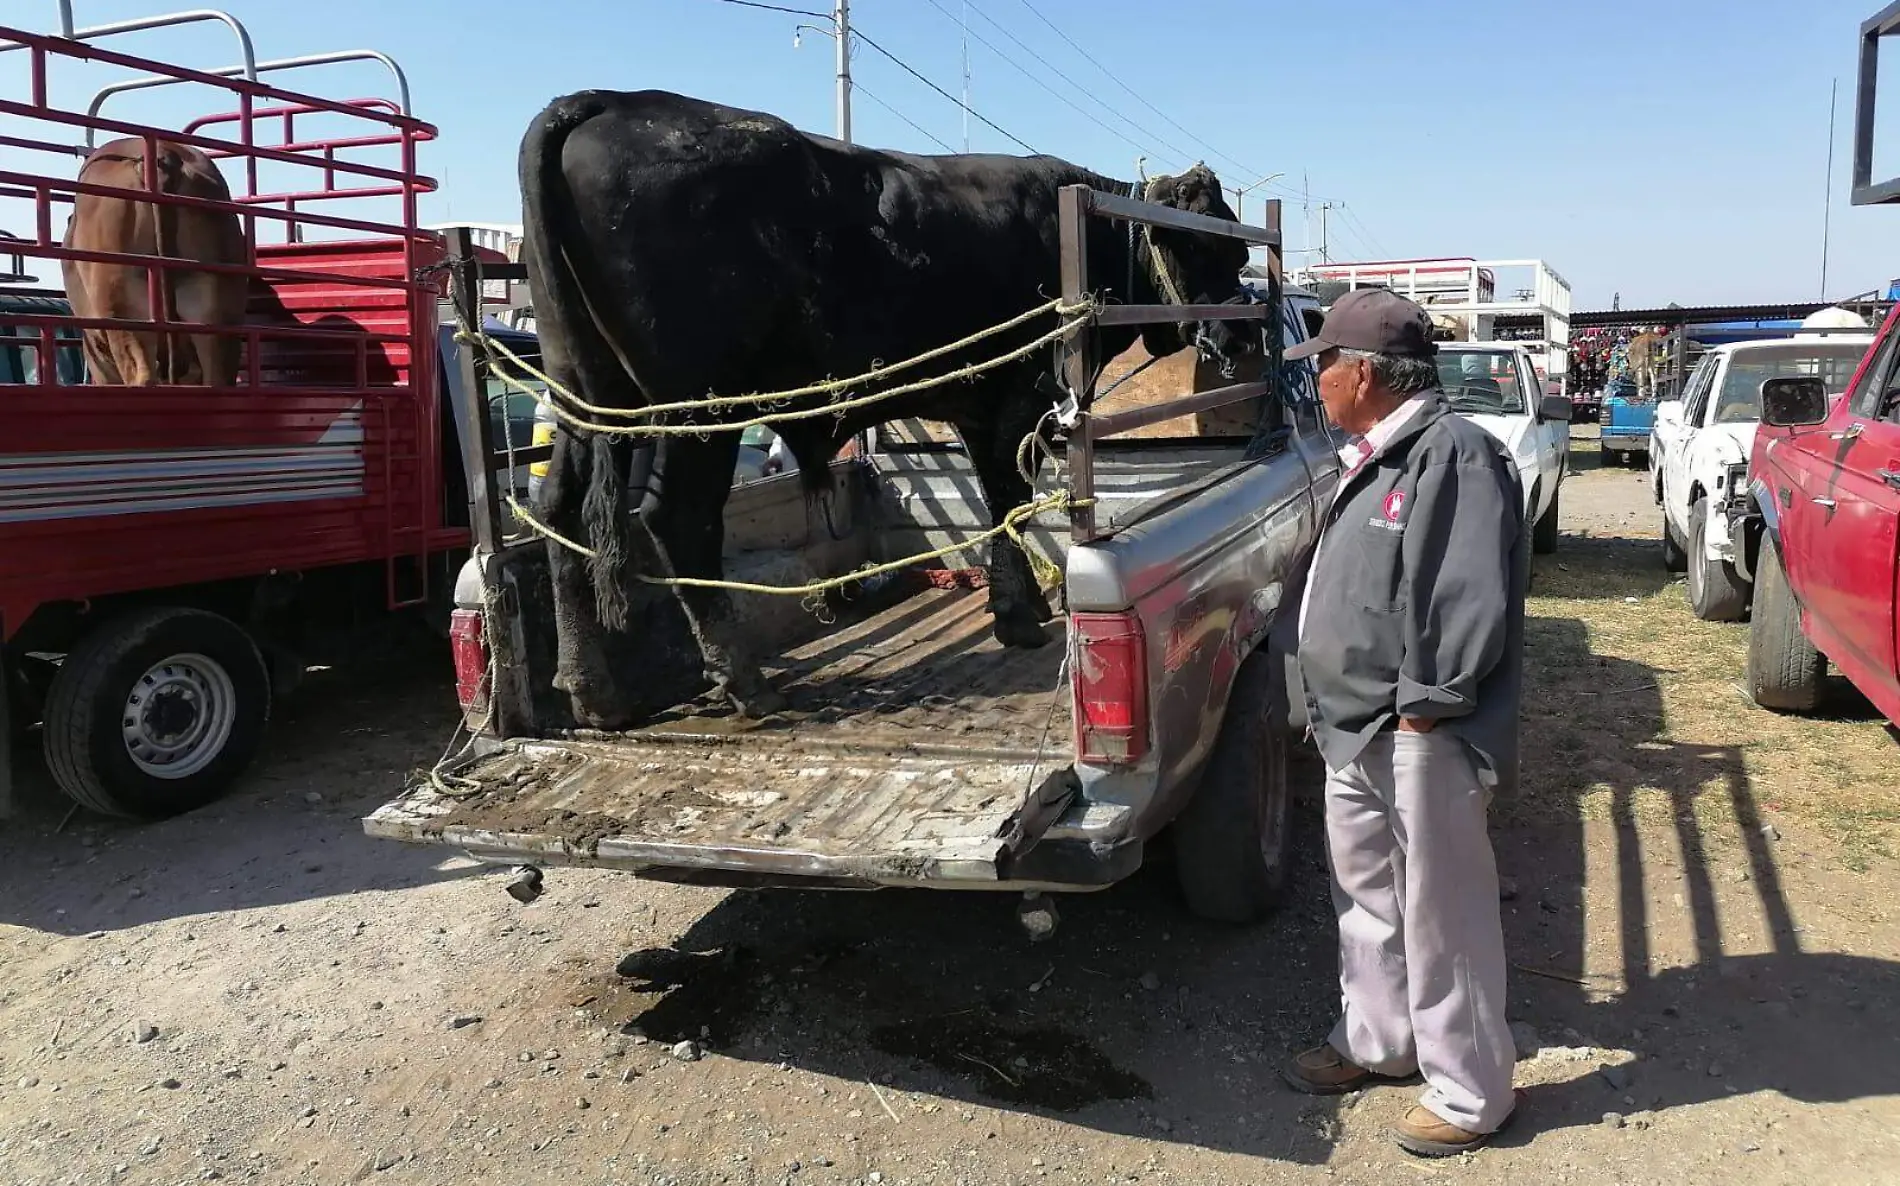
left=0, top=8, right=523, bottom=820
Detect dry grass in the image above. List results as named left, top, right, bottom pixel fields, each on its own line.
left=1517, top=535, right=1900, bottom=870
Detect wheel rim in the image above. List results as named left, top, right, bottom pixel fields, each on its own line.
left=120, top=652, right=237, bottom=779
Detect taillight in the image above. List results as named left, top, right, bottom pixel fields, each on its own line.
left=1071, top=611, right=1149, bottom=765
left=449, top=608, right=488, bottom=716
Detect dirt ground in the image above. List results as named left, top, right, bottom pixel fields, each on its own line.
left=3, top=427, right=1898, bottom=1186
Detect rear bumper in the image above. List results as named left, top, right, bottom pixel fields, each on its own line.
left=1599, top=433, right=1648, bottom=452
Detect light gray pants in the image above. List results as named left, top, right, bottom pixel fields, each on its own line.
left=1324, top=728, right=1516, bottom=1133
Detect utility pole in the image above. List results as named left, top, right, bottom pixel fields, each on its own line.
left=1822, top=76, right=1837, bottom=299
left=834, top=0, right=851, bottom=144
left=960, top=0, right=970, bottom=152
left=1318, top=201, right=1333, bottom=264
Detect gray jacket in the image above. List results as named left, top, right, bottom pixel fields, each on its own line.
left=1295, top=393, right=1527, bottom=791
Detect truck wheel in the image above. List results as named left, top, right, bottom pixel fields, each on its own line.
left=1686, top=499, right=1749, bottom=622
left=43, top=607, right=270, bottom=819
left=1172, top=648, right=1289, bottom=924
left=1747, top=533, right=1825, bottom=712
left=1660, top=514, right=1688, bottom=573
left=1532, top=487, right=1560, bottom=554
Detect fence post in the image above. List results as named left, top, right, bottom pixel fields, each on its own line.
left=447, top=227, right=504, bottom=553
left=1058, top=185, right=1097, bottom=542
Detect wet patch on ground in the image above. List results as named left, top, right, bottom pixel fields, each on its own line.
left=869, top=1014, right=1152, bottom=1111
left=582, top=934, right=1151, bottom=1110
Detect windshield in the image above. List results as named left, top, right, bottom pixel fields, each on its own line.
left=1712, top=343, right=1870, bottom=424
left=485, top=359, right=547, bottom=449
left=1435, top=349, right=1526, bottom=414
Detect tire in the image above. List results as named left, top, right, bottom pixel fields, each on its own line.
left=1747, top=533, right=1826, bottom=712
left=43, top=607, right=270, bottom=819
left=1686, top=499, right=1749, bottom=622
left=1532, top=486, right=1560, bottom=554
left=1660, top=513, right=1688, bottom=573
left=1172, top=649, right=1290, bottom=923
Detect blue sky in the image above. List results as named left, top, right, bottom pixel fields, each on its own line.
left=10, top=0, right=1900, bottom=308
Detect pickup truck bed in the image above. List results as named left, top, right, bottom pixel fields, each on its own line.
left=367, top=570, right=1087, bottom=887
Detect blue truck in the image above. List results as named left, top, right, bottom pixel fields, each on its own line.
left=1598, top=376, right=1651, bottom=466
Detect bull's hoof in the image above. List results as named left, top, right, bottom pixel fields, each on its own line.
left=565, top=694, right=638, bottom=732
left=721, top=682, right=789, bottom=719
left=991, top=614, right=1053, bottom=650
left=1023, top=585, right=1056, bottom=623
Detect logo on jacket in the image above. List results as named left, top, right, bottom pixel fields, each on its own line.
left=1382, top=490, right=1406, bottom=521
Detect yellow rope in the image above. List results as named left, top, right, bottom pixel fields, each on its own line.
left=457, top=284, right=1101, bottom=596
left=460, top=309, right=1088, bottom=439
left=475, top=297, right=1087, bottom=421
left=501, top=489, right=1084, bottom=595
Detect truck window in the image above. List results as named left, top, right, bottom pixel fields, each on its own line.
left=1848, top=328, right=1900, bottom=420
left=1681, top=356, right=1718, bottom=424
left=1714, top=343, right=1872, bottom=424
left=1433, top=348, right=1525, bottom=414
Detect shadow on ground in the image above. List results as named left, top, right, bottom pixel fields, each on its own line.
left=573, top=587, right=1899, bottom=1165
left=0, top=628, right=477, bottom=936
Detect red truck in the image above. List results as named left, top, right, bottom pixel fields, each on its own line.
left=0, top=10, right=525, bottom=820
left=1743, top=3, right=1900, bottom=720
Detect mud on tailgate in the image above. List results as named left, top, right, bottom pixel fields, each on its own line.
left=365, top=732, right=1080, bottom=885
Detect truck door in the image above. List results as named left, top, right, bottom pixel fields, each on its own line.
left=1798, top=328, right=1900, bottom=696
left=1659, top=356, right=1716, bottom=527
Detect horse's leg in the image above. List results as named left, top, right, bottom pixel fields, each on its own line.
left=957, top=406, right=1054, bottom=650
left=543, top=430, right=638, bottom=729
left=641, top=434, right=787, bottom=717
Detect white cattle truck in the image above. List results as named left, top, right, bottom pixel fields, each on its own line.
left=1293, top=258, right=1574, bottom=395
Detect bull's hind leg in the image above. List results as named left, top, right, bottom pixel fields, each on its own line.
left=543, top=432, right=639, bottom=729
left=643, top=436, right=788, bottom=718
left=958, top=414, right=1055, bottom=650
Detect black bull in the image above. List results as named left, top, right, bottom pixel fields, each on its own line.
left=521, top=89, right=1256, bottom=728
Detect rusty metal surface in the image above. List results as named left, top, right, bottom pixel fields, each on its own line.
left=365, top=587, right=1076, bottom=883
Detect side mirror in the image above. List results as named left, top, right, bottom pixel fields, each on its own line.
left=1760, top=376, right=1829, bottom=428
left=1538, top=393, right=1573, bottom=422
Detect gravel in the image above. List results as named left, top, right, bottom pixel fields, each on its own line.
left=670, top=1041, right=702, bottom=1063
left=131, top=1023, right=158, bottom=1045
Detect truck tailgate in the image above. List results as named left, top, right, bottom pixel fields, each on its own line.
left=365, top=586, right=1080, bottom=886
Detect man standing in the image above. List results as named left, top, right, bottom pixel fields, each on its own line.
left=1280, top=289, right=1526, bottom=1157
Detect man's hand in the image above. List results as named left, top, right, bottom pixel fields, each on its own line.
left=1397, top=717, right=1437, bottom=734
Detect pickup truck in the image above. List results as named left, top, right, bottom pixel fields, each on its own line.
left=365, top=199, right=1342, bottom=929
left=1651, top=334, right=1873, bottom=621
left=1746, top=304, right=1898, bottom=720
left=1431, top=341, right=1572, bottom=553
left=1599, top=377, right=1653, bottom=466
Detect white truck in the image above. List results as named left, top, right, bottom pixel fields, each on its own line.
left=1431, top=341, right=1572, bottom=553
left=1651, top=330, right=1876, bottom=620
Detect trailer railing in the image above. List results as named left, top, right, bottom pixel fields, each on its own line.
left=1056, top=185, right=1283, bottom=543
left=0, top=9, right=444, bottom=609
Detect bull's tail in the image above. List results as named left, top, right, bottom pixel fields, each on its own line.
left=152, top=148, right=184, bottom=384
left=518, top=93, right=645, bottom=630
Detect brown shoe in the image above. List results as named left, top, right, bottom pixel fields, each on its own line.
left=1388, top=1099, right=1520, bottom=1158
left=1281, top=1043, right=1413, bottom=1096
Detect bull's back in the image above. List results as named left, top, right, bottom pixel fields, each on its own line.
left=534, top=89, right=1090, bottom=393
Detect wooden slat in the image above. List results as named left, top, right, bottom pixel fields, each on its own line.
left=1088, top=380, right=1274, bottom=439
left=1083, top=188, right=1280, bottom=245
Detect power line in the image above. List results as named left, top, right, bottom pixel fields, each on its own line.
left=704, top=0, right=830, bottom=18
left=916, top=0, right=1175, bottom=165
left=852, top=28, right=1039, bottom=154
left=1010, top=0, right=1259, bottom=180
left=855, top=82, right=956, bottom=153
left=943, top=0, right=1199, bottom=167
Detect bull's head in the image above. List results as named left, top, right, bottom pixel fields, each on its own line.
left=1139, top=165, right=1255, bottom=379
